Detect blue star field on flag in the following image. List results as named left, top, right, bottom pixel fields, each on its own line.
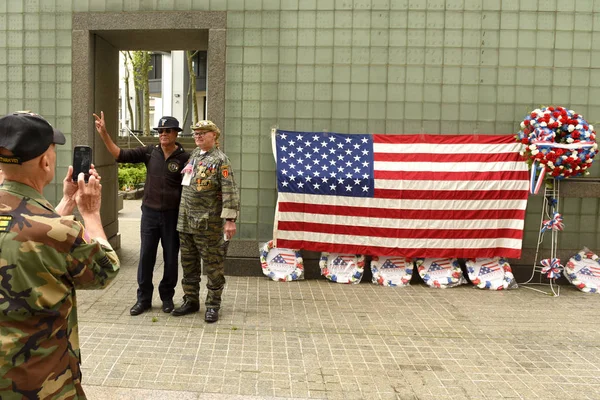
left=271, top=254, right=290, bottom=264
left=332, top=256, right=348, bottom=266
left=429, top=263, right=443, bottom=271
left=480, top=265, right=500, bottom=275
left=275, top=131, right=374, bottom=197
left=381, top=259, right=398, bottom=269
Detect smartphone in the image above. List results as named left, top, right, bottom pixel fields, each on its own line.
left=72, top=145, right=92, bottom=182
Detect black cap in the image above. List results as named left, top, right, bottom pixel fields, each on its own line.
left=0, top=112, right=66, bottom=164
left=153, top=116, right=182, bottom=132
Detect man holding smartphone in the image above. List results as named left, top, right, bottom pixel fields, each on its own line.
left=0, top=111, right=120, bottom=398
left=94, top=112, right=189, bottom=315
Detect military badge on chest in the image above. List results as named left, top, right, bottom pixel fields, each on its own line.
left=167, top=160, right=180, bottom=173
left=196, top=162, right=216, bottom=191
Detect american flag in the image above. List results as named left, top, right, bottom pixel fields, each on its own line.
left=429, top=263, right=444, bottom=272
left=331, top=255, right=356, bottom=267
left=427, top=258, right=453, bottom=273
left=273, top=130, right=528, bottom=258
left=578, top=263, right=600, bottom=277
left=381, top=257, right=406, bottom=269
left=269, top=251, right=296, bottom=265
left=479, top=260, right=502, bottom=276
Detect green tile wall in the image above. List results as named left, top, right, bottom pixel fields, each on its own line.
left=1, top=0, right=599, bottom=251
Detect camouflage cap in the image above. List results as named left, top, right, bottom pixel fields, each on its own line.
left=191, top=120, right=220, bottom=136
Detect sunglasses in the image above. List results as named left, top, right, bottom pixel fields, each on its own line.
left=158, top=128, right=176, bottom=134
left=193, top=131, right=212, bottom=137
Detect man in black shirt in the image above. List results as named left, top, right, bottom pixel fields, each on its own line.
left=94, top=112, right=189, bottom=315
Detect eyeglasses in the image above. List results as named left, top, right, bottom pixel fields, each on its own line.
left=193, top=131, right=211, bottom=137
left=158, top=129, right=175, bottom=134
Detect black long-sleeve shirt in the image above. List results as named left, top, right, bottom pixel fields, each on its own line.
left=117, top=143, right=189, bottom=211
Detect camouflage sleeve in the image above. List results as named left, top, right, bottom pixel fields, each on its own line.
left=219, top=157, right=240, bottom=219
left=66, top=221, right=120, bottom=290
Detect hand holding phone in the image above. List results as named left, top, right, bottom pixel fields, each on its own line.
left=72, top=145, right=92, bottom=182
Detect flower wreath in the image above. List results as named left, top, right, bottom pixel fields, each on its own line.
left=415, top=258, right=464, bottom=288
left=370, top=256, right=413, bottom=287
left=516, top=106, right=598, bottom=194
left=259, top=240, right=304, bottom=282
left=564, top=249, right=600, bottom=294
left=319, top=253, right=365, bottom=284
left=465, top=257, right=515, bottom=290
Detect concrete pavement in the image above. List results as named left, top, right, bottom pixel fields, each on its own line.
left=78, top=199, right=600, bottom=399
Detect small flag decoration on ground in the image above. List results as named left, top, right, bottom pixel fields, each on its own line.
left=565, top=248, right=600, bottom=293
left=415, top=258, right=465, bottom=288
left=466, top=257, right=516, bottom=290
left=319, top=253, right=365, bottom=284
left=371, top=256, right=413, bottom=287
left=260, top=240, right=304, bottom=282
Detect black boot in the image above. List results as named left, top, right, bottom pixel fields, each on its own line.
left=204, top=308, right=219, bottom=323
left=171, top=300, right=200, bottom=316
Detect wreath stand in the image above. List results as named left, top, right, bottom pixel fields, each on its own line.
left=521, top=180, right=561, bottom=296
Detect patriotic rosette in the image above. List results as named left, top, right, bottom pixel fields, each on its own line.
left=466, top=257, right=516, bottom=290
left=539, top=258, right=563, bottom=279
left=259, top=240, right=304, bottom=282
left=415, top=258, right=465, bottom=288
left=370, top=256, right=413, bottom=287
left=319, top=253, right=365, bottom=284
left=541, top=212, right=564, bottom=233
left=516, top=106, right=598, bottom=194
left=564, top=248, right=600, bottom=293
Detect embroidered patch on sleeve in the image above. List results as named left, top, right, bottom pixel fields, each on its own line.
left=0, top=215, right=13, bottom=232
left=222, top=165, right=230, bottom=178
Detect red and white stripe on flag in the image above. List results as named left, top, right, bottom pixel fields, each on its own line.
left=273, top=131, right=529, bottom=258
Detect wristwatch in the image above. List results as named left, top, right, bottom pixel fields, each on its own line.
left=226, top=218, right=236, bottom=222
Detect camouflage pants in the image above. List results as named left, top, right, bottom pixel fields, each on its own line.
left=179, top=219, right=227, bottom=309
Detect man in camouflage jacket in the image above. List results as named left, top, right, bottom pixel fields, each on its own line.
left=0, top=112, right=120, bottom=399
left=172, top=120, right=239, bottom=322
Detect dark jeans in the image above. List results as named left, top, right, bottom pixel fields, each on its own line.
left=137, top=205, right=180, bottom=305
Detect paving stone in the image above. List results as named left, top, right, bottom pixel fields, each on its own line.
left=80, top=200, right=600, bottom=400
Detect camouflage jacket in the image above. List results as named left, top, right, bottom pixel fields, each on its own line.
left=177, top=147, right=240, bottom=233
left=0, top=181, right=120, bottom=399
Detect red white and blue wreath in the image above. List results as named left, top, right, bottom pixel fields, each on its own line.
left=319, top=253, right=365, bottom=284
left=465, top=257, right=516, bottom=290
left=260, top=240, right=304, bottom=282
left=370, top=256, right=413, bottom=287
left=564, top=248, right=600, bottom=294
left=516, top=106, right=598, bottom=194
left=415, top=258, right=465, bottom=288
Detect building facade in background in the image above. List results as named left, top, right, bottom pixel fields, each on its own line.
left=1, top=0, right=599, bottom=268
left=118, top=50, right=207, bottom=135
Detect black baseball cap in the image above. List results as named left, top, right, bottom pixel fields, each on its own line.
left=0, top=112, right=66, bottom=164
left=153, top=116, right=182, bottom=132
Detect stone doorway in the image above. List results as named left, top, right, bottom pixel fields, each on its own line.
left=71, top=11, right=226, bottom=248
